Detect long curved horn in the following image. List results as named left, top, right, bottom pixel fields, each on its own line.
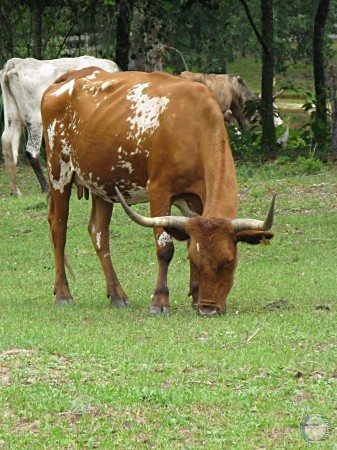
left=232, top=193, right=276, bottom=232
left=115, top=187, right=189, bottom=231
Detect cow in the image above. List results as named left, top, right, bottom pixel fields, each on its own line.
left=1, top=56, right=120, bottom=196
left=180, top=71, right=282, bottom=127
left=41, top=67, right=276, bottom=317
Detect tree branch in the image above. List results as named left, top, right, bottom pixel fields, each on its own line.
left=237, top=0, right=271, bottom=62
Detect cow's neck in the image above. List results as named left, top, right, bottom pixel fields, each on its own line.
left=202, top=141, right=238, bottom=220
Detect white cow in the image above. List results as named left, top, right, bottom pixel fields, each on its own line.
left=1, top=56, right=120, bottom=195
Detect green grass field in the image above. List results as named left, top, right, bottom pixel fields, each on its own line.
left=0, top=163, right=337, bottom=448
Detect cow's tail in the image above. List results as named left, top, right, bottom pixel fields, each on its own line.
left=46, top=192, right=75, bottom=280
left=1, top=64, right=21, bottom=196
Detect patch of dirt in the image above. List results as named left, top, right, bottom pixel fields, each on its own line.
left=265, top=299, right=288, bottom=310
left=0, top=366, right=11, bottom=385
left=267, top=426, right=296, bottom=444
left=293, top=391, right=315, bottom=403
left=0, top=348, right=37, bottom=358
left=12, top=419, right=40, bottom=435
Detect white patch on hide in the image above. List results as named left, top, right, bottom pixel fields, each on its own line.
left=96, top=232, right=101, bottom=250
left=126, top=83, right=169, bottom=144
left=86, top=70, right=100, bottom=80
left=51, top=79, right=75, bottom=97
left=47, top=158, right=73, bottom=193
left=157, top=231, right=173, bottom=248
left=100, top=81, right=110, bottom=90
left=118, top=161, right=134, bottom=174
left=47, top=119, right=57, bottom=151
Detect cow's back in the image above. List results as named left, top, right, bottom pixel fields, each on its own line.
left=42, top=69, right=231, bottom=205
left=1, top=56, right=120, bottom=126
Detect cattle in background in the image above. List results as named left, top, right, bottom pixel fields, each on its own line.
left=180, top=71, right=282, bottom=127
left=41, top=68, right=275, bottom=317
left=0, top=56, right=120, bottom=196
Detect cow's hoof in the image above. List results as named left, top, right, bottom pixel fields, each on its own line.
left=110, top=298, right=131, bottom=308
left=198, top=305, right=217, bottom=316
left=41, top=185, right=49, bottom=194
left=10, top=189, right=22, bottom=197
left=54, top=297, right=74, bottom=305
left=150, top=306, right=171, bottom=317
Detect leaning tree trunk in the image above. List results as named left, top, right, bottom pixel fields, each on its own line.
left=260, top=0, right=276, bottom=157
left=128, top=0, right=165, bottom=72
left=329, top=65, right=337, bottom=158
left=312, top=0, right=330, bottom=154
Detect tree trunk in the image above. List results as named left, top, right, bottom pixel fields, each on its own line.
left=260, top=0, right=276, bottom=157
left=312, top=0, right=330, bottom=153
left=31, top=0, right=43, bottom=59
left=329, top=66, right=337, bottom=158
left=116, top=0, right=135, bottom=71
left=0, top=2, right=14, bottom=59
left=313, top=0, right=330, bottom=125
left=128, top=1, right=165, bottom=72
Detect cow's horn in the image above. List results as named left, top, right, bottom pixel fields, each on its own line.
left=115, top=187, right=189, bottom=231
left=232, top=193, right=276, bottom=232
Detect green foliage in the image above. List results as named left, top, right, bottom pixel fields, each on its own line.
left=237, top=155, right=324, bottom=181
left=294, top=156, right=324, bottom=174
left=227, top=126, right=263, bottom=162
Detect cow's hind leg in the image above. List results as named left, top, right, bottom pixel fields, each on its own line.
left=88, top=194, right=130, bottom=308
left=48, top=185, right=73, bottom=304
left=26, top=123, right=49, bottom=193
left=1, top=119, right=22, bottom=196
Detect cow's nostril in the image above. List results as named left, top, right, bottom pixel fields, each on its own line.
left=198, top=305, right=217, bottom=316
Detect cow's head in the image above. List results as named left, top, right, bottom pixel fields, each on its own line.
left=115, top=188, right=276, bottom=316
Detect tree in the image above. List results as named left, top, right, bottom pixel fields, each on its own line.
left=260, top=0, right=276, bottom=156
left=238, top=0, right=276, bottom=156
left=128, top=1, right=166, bottom=71
left=115, top=0, right=135, bottom=70
left=312, top=0, right=330, bottom=149
left=329, top=66, right=337, bottom=158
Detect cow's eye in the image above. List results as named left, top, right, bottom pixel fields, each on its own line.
left=222, top=259, right=234, bottom=269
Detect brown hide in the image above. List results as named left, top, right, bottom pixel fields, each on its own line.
left=180, top=71, right=256, bottom=126
left=41, top=68, right=274, bottom=316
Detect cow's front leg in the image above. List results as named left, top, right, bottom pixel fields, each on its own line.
left=150, top=226, right=174, bottom=316
left=188, top=259, right=199, bottom=309
left=88, top=194, right=130, bottom=308
left=48, top=185, right=73, bottom=304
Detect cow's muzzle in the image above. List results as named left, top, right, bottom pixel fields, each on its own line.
left=197, top=302, right=226, bottom=316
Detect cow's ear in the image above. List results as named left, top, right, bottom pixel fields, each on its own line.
left=236, top=230, right=274, bottom=246
left=164, top=227, right=190, bottom=241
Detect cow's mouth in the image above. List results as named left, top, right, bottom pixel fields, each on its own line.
left=197, top=303, right=226, bottom=316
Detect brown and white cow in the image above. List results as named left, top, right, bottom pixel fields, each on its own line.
left=41, top=68, right=275, bottom=316
left=180, top=71, right=282, bottom=127
left=1, top=56, right=120, bottom=196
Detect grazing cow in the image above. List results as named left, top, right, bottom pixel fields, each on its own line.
left=180, top=71, right=282, bottom=127
left=1, top=56, right=120, bottom=195
left=41, top=68, right=276, bottom=316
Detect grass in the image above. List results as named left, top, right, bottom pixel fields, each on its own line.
left=0, top=163, right=337, bottom=448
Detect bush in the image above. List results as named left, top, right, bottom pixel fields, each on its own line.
left=236, top=156, right=323, bottom=180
